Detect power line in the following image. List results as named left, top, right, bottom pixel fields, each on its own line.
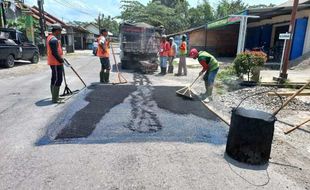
left=52, top=0, right=96, bottom=17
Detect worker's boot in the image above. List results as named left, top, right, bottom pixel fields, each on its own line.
left=159, top=67, right=163, bottom=75
left=104, top=72, right=110, bottom=83
left=100, top=71, right=105, bottom=83
left=207, top=86, right=213, bottom=99
left=168, top=66, right=174, bottom=73
left=200, top=82, right=208, bottom=99
left=52, top=86, right=60, bottom=103
left=162, top=67, right=167, bottom=75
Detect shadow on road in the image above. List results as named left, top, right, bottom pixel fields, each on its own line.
left=35, top=98, right=54, bottom=107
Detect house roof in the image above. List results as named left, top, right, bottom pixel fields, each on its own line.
left=168, top=25, right=206, bottom=36
left=277, top=0, right=310, bottom=7
left=15, top=3, right=67, bottom=27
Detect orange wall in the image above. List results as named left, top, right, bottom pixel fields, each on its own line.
left=189, top=29, right=206, bottom=50
left=187, top=24, right=239, bottom=57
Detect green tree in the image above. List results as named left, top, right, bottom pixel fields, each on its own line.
left=188, top=0, right=214, bottom=28
left=95, top=14, right=120, bottom=35
left=7, top=16, right=40, bottom=43
left=152, top=0, right=186, bottom=8
left=119, top=0, right=190, bottom=34
left=215, top=0, right=247, bottom=19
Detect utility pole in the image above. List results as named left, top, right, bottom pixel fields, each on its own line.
left=37, top=0, right=45, bottom=39
left=98, top=13, right=101, bottom=32
left=279, top=0, right=299, bottom=80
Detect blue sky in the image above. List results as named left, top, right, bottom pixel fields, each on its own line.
left=24, top=0, right=287, bottom=22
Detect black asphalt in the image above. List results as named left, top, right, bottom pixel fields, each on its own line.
left=55, top=82, right=218, bottom=139
left=153, top=86, right=218, bottom=120
left=56, top=84, right=137, bottom=139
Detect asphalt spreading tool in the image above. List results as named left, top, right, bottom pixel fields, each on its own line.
left=60, top=59, right=87, bottom=97
left=110, top=44, right=127, bottom=85
left=176, top=75, right=201, bottom=99
left=61, top=67, right=74, bottom=96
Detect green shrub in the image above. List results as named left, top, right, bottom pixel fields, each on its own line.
left=233, top=51, right=267, bottom=81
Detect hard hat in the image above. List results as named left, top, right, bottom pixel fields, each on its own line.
left=162, top=34, right=167, bottom=38
left=189, top=48, right=199, bottom=58
left=169, top=37, right=174, bottom=41
left=51, top=23, right=62, bottom=30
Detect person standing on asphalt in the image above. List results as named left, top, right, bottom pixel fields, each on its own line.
left=47, top=23, right=64, bottom=103
left=159, top=35, right=170, bottom=75
left=189, top=48, right=219, bottom=103
left=175, top=35, right=187, bottom=76
left=168, top=37, right=177, bottom=73
left=97, top=29, right=110, bottom=83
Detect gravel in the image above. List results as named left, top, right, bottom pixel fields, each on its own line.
left=214, top=87, right=310, bottom=113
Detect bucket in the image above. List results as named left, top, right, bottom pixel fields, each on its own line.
left=225, top=92, right=282, bottom=165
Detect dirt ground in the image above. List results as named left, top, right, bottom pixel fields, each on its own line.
left=155, top=56, right=310, bottom=188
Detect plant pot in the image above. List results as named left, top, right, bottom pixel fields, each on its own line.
left=251, top=67, right=261, bottom=82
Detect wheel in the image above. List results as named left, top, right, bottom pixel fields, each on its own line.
left=30, top=52, right=39, bottom=63
left=121, top=59, right=129, bottom=69
left=4, top=54, right=15, bottom=68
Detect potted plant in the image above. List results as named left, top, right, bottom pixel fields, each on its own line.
left=233, top=51, right=267, bottom=86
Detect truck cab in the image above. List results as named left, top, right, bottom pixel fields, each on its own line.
left=0, top=28, right=39, bottom=68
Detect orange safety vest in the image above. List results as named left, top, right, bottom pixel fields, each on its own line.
left=160, top=41, right=170, bottom=57
left=46, top=35, right=63, bottom=66
left=96, top=36, right=110, bottom=58
left=169, top=43, right=176, bottom=57
left=179, top=41, right=187, bottom=56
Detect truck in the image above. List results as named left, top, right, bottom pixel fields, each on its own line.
left=119, top=22, right=162, bottom=73
left=0, top=28, right=39, bottom=68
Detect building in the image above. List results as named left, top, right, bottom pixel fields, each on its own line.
left=3, top=1, right=90, bottom=53
left=168, top=0, right=310, bottom=63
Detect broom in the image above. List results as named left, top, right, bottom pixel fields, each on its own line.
left=176, top=75, right=201, bottom=99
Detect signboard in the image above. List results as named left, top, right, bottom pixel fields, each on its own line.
left=279, top=33, right=291, bottom=40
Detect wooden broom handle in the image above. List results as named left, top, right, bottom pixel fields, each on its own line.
left=285, top=118, right=310, bottom=134
left=272, top=81, right=310, bottom=116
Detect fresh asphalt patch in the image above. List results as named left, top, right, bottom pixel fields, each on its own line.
left=153, top=86, right=218, bottom=120
left=40, top=74, right=226, bottom=145
left=55, top=84, right=137, bottom=139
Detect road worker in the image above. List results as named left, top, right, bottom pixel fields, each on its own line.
left=47, top=23, right=64, bottom=103
left=189, top=48, right=219, bottom=103
left=168, top=37, right=177, bottom=73
left=175, top=35, right=187, bottom=76
left=159, top=35, right=170, bottom=75
left=97, top=28, right=110, bottom=83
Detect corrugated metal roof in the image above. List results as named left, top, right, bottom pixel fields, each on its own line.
left=277, top=0, right=310, bottom=7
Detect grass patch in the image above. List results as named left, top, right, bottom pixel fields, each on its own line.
left=217, top=65, right=236, bottom=82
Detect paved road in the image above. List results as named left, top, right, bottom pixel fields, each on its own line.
left=0, top=50, right=305, bottom=189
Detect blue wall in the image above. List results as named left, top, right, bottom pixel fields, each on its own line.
left=245, top=25, right=272, bottom=53
left=290, top=17, right=308, bottom=60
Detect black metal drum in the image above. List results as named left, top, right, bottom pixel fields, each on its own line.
left=226, top=107, right=276, bottom=165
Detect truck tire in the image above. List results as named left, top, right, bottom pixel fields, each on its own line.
left=121, top=60, right=129, bottom=69
left=30, top=52, right=39, bottom=63
left=4, top=54, right=15, bottom=68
